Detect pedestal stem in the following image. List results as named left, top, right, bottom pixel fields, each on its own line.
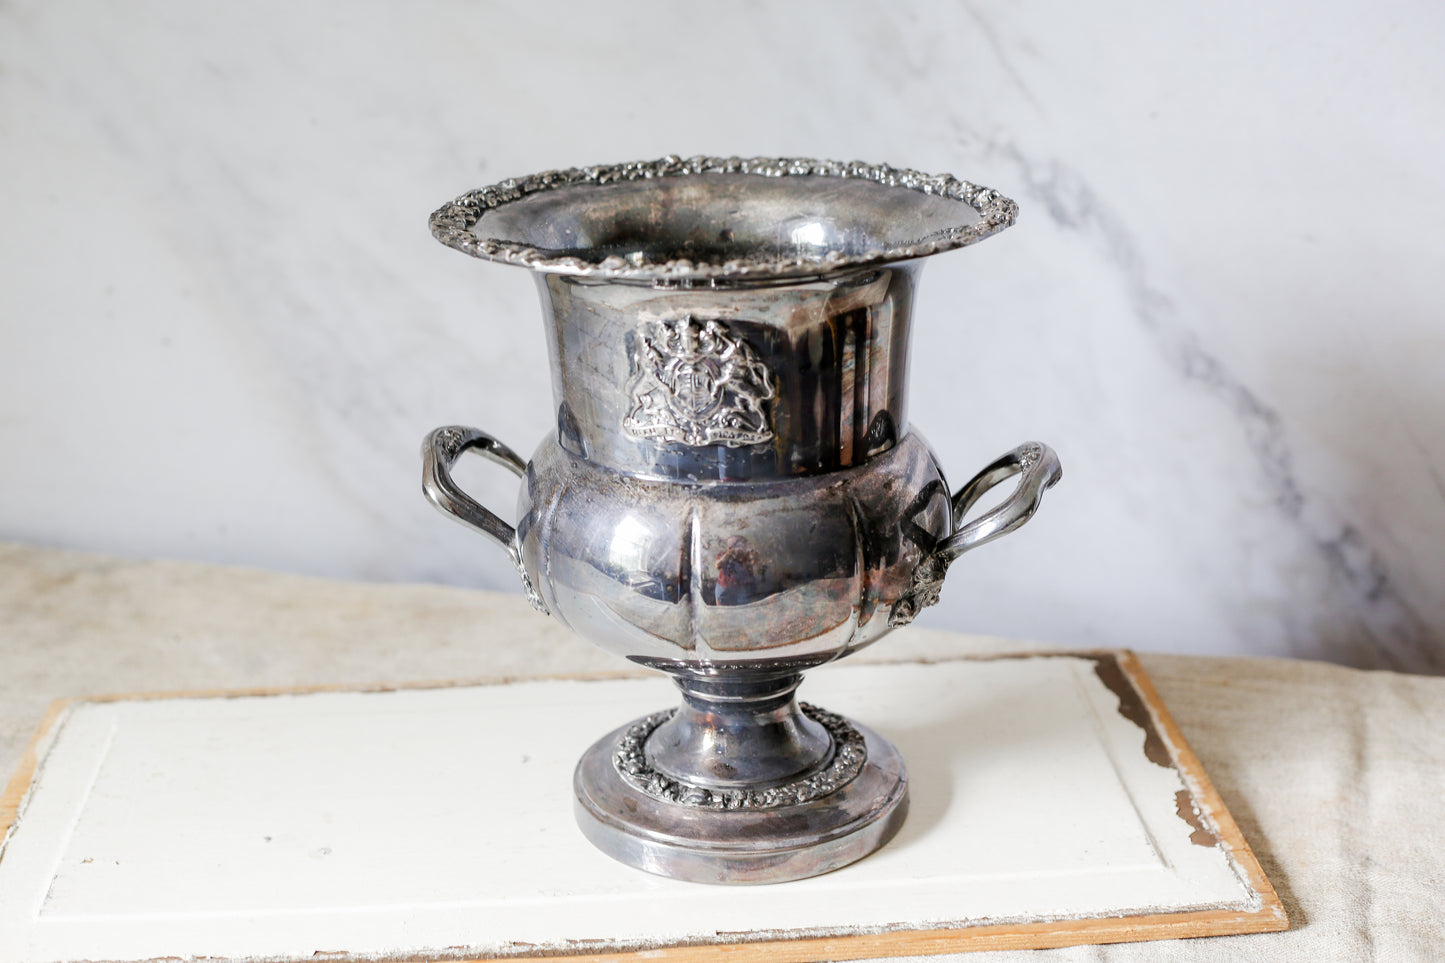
left=645, top=672, right=833, bottom=789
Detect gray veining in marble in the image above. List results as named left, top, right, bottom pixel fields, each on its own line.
left=990, top=143, right=1437, bottom=671
left=1, top=1, right=1441, bottom=670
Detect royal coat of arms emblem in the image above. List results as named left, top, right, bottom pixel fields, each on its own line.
left=622, top=316, right=775, bottom=448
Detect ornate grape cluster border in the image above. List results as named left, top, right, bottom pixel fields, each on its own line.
left=612, top=702, right=867, bottom=810
left=429, top=154, right=1017, bottom=281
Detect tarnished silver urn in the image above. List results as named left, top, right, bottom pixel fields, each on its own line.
left=422, top=156, right=1061, bottom=884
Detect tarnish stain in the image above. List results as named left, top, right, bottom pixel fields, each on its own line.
left=1175, top=789, right=1221, bottom=848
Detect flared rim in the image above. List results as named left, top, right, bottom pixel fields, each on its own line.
left=429, top=155, right=1017, bottom=282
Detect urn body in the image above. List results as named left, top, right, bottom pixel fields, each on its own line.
left=421, top=156, right=1062, bottom=883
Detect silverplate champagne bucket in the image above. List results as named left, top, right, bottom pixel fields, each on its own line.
left=422, top=156, right=1062, bottom=883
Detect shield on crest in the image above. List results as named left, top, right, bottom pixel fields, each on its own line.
left=622, top=317, right=775, bottom=448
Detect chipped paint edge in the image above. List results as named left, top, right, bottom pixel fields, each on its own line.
left=1112, top=650, right=1289, bottom=929
left=0, top=698, right=74, bottom=859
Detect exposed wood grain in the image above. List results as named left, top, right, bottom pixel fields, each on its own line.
left=0, top=698, right=71, bottom=847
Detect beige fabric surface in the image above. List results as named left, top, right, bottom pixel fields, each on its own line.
left=1, top=541, right=1441, bottom=961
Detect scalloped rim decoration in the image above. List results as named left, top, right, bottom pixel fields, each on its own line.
left=429, top=155, right=1018, bottom=282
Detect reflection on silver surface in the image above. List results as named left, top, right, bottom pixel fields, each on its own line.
left=513, top=430, right=949, bottom=666
left=422, top=156, right=1061, bottom=883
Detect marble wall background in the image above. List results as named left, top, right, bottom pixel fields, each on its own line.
left=2, top=1, right=1441, bottom=671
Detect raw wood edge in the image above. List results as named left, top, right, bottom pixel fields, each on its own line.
left=1114, top=649, right=1289, bottom=931
left=0, top=697, right=73, bottom=850
left=420, top=905, right=1287, bottom=963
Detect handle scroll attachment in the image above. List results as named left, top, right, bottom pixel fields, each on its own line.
left=422, top=425, right=549, bottom=614
left=890, top=442, right=1062, bottom=627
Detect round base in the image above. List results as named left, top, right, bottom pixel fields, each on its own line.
left=573, top=713, right=908, bottom=884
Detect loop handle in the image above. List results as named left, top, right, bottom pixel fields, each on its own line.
left=939, top=441, right=1062, bottom=560
left=422, top=426, right=548, bottom=614
left=889, top=441, right=1061, bottom=627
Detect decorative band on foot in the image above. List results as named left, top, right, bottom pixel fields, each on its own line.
left=612, top=703, right=867, bottom=809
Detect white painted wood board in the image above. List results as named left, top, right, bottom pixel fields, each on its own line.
left=0, top=654, right=1283, bottom=961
